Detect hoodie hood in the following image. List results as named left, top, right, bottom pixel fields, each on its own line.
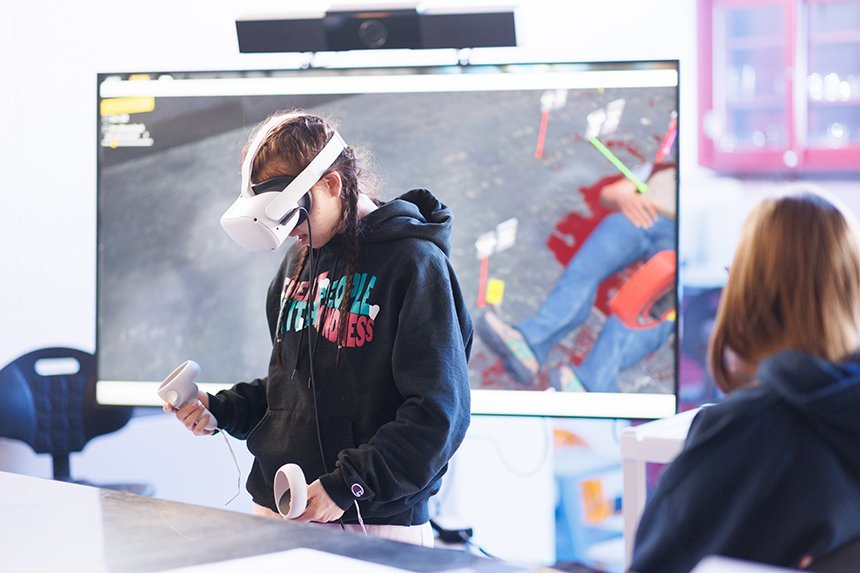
left=757, top=349, right=860, bottom=472
left=354, top=189, right=453, bottom=256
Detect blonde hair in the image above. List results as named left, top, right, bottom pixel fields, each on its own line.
left=709, top=189, right=860, bottom=392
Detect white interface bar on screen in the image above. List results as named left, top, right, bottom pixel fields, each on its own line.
left=471, top=389, right=676, bottom=419
left=98, top=381, right=676, bottom=418
left=99, top=68, right=679, bottom=98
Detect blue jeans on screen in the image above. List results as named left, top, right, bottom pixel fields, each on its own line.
left=516, top=212, right=675, bottom=392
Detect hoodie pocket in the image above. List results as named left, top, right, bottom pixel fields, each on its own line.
left=246, top=409, right=356, bottom=487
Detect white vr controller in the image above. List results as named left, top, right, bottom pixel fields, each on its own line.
left=157, top=360, right=217, bottom=432
left=274, top=463, right=308, bottom=519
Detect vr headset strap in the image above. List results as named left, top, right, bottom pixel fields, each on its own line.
left=265, top=132, right=346, bottom=222
left=240, top=113, right=298, bottom=198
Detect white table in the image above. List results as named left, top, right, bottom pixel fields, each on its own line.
left=619, top=406, right=706, bottom=567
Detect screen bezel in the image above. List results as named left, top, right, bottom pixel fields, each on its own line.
left=95, top=59, right=680, bottom=419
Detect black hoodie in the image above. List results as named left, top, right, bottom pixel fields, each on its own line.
left=631, top=349, right=860, bottom=573
left=208, top=189, right=473, bottom=525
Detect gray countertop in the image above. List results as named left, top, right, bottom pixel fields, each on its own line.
left=0, top=471, right=532, bottom=572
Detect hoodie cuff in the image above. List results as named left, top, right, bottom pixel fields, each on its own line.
left=319, top=469, right=365, bottom=510
left=205, top=392, right=230, bottom=430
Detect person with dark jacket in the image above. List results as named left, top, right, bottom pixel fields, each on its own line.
left=631, top=189, right=860, bottom=572
left=165, top=111, right=472, bottom=547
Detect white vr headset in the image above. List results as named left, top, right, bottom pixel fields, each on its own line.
left=220, top=113, right=347, bottom=251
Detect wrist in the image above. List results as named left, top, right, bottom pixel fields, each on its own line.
left=205, top=392, right=229, bottom=429
left=319, top=470, right=358, bottom=510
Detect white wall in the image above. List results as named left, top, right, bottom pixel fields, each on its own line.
left=0, top=0, right=699, bottom=367
left=0, top=0, right=697, bottom=567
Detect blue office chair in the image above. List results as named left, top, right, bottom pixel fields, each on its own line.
left=0, top=347, right=152, bottom=495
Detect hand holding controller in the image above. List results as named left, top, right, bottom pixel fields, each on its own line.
left=274, top=463, right=308, bottom=519
left=158, top=360, right=217, bottom=432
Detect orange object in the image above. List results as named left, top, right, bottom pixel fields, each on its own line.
left=534, top=109, right=549, bottom=159
left=553, top=428, right=588, bottom=449
left=609, top=250, right=676, bottom=330
left=581, top=478, right=612, bottom=524
left=477, top=256, right=489, bottom=308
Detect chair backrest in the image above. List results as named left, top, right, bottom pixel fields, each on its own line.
left=0, top=347, right=132, bottom=479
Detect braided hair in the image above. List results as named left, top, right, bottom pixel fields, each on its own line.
left=247, top=111, right=372, bottom=362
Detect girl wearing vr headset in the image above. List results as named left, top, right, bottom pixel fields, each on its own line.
left=165, top=111, right=472, bottom=546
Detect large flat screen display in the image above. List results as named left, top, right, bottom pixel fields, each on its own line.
left=97, top=60, right=679, bottom=418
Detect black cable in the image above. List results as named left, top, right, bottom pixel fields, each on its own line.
left=301, top=211, right=329, bottom=475
left=429, top=520, right=473, bottom=544
left=301, top=210, right=348, bottom=532
left=465, top=540, right=501, bottom=560
left=430, top=520, right=500, bottom=560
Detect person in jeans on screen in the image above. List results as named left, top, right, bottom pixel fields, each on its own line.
left=632, top=189, right=860, bottom=572
left=164, top=111, right=472, bottom=547
left=476, top=166, right=676, bottom=393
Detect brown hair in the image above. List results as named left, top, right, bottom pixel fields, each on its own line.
left=708, top=190, right=860, bottom=392
left=247, top=110, right=374, bottom=359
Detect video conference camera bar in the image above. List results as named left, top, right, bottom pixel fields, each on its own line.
left=236, top=4, right=517, bottom=53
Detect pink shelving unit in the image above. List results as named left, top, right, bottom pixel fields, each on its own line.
left=699, top=0, right=860, bottom=173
